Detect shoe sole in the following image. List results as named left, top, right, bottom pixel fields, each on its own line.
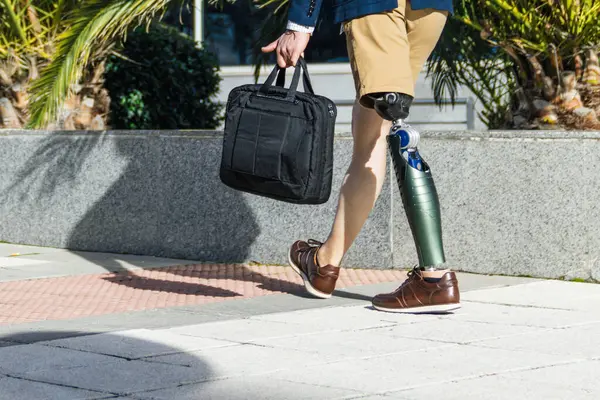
left=288, top=252, right=332, bottom=299
left=372, top=303, right=461, bottom=314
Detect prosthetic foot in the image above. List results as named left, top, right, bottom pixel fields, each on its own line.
left=367, top=92, right=460, bottom=313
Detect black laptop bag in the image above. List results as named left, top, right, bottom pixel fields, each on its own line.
left=219, top=58, right=337, bottom=204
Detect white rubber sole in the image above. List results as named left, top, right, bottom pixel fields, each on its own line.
left=372, top=302, right=461, bottom=314
left=288, top=253, right=332, bottom=299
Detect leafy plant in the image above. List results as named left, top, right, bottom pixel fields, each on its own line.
left=427, top=17, right=515, bottom=129
left=1, top=1, right=111, bottom=129
left=104, top=23, right=223, bottom=129
left=437, top=0, right=600, bottom=129
left=0, top=0, right=177, bottom=129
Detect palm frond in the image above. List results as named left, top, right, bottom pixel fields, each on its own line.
left=27, top=0, right=172, bottom=128
left=427, top=10, right=514, bottom=128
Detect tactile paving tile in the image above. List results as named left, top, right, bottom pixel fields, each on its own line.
left=0, top=264, right=408, bottom=325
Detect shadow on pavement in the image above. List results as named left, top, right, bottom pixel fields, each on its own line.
left=101, top=264, right=375, bottom=302
left=0, top=330, right=216, bottom=399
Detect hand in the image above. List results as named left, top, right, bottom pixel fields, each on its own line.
left=261, top=30, right=311, bottom=68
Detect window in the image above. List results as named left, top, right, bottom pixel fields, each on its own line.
left=201, top=0, right=349, bottom=66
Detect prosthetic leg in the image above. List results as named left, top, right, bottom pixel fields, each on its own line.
left=370, top=92, right=445, bottom=269
left=368, top=92, right=459, bottom=313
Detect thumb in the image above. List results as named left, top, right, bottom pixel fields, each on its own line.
left=261, top=40, right=278, bottom=53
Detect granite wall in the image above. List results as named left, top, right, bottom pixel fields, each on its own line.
left=1, top=130, right=598, bottom=281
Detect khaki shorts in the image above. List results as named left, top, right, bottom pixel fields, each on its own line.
left=344, top=1, right=448, bottom=108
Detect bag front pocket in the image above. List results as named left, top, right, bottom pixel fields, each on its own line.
left=230, top=106, right=313, bottom=186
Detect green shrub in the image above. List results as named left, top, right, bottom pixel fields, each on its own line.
left=104, top=23, right=223, bottom=130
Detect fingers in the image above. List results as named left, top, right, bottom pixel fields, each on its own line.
left=264, top=32, right=310, bottom=68
left=279, top=46, right=295, bottom=68
left=261, top=40, right=278, bottom=53
left=277, top=52, right=287, bottom=68
left=290, top=49, right=302, bottom=66
left=262, top=38, right=289, bottom=68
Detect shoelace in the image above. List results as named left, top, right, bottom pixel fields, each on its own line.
left=405, top=265, right=421, bottom=280
left=297, top=239, right=322, bottom=256
left=395, top=265, right=421, bottom=292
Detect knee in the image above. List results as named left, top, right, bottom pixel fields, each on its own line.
left=353, top=104, right=393, bottom=139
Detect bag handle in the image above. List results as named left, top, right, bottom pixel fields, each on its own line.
left=259, top=57, right=315, bottom=100
left=297, top=58, right=315, bottom=95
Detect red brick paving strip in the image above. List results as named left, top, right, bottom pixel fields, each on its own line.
left=0, top=264, right=407, bottom=325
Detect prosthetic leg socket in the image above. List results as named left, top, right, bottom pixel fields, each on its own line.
left=388, top=129, right=446, bottom=268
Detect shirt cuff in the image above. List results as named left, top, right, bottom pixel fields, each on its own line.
left=286, top=21, right=315, bottom=34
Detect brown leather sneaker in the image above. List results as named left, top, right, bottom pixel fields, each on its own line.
left=372, top=267, right=460, bottom=313
left=288, top=239, right=340, bottom=299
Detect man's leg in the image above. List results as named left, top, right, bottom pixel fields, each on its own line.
left=318, top=0, right=414, bottom=268
left=371, top=4, right=461, bottom=313
left=317, top=104, right=391, bottom=267
left=287, top=102, right=391, bottom=299
left=287, top=2, right=411, bottom=299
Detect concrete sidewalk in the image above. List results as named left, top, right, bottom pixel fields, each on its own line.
left=0, top=244, right=599, bottom=399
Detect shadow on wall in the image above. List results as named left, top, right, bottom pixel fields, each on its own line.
left=0, top=133, right=101, bottom=204
left=0, top=330, right=218, bottom=398
left=1, top=131, right=260, bottom=272
left=65, top=133, right=261, bottom=269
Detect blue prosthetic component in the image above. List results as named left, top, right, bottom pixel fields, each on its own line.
left=405, top=149, right=424, bottom=171
left=389, top=121, right=424, bottom=171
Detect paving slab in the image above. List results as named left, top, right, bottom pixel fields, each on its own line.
left=165, top=318, right=343, bottom=343
left=0, top=343, right=117, bottom=374
left=20, top=250, right=194, bottom=272
left=386, top=372, right=600, bottom=400
left=250, top=302, right=440, bottom=330
left=19, top=358, right=213, bottom=396
left=147, top=342, right=344, bottom=378
left=371, top=314, right=547, bottom=344
left=462, top=280, right=600, bottom=311
left=446, top=301, right=600, bottom=328
left=498, top=360, right=600, bottom=392
left=0, top=244, right=193, bottom=282
left=473, top=321, right=600, bottom=358
left=0, top=244, right=66, bottom=257
left=130, top=375, right=362, bottom=400
left=0, top=376, right=107, bottom=400
left=0, top=258, right=52, bottom=268
left=41, top=329, right=236, bottom=360
left=250, top=329, right=449, bottom=359
left=271, top=344, right=572, bottom=394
